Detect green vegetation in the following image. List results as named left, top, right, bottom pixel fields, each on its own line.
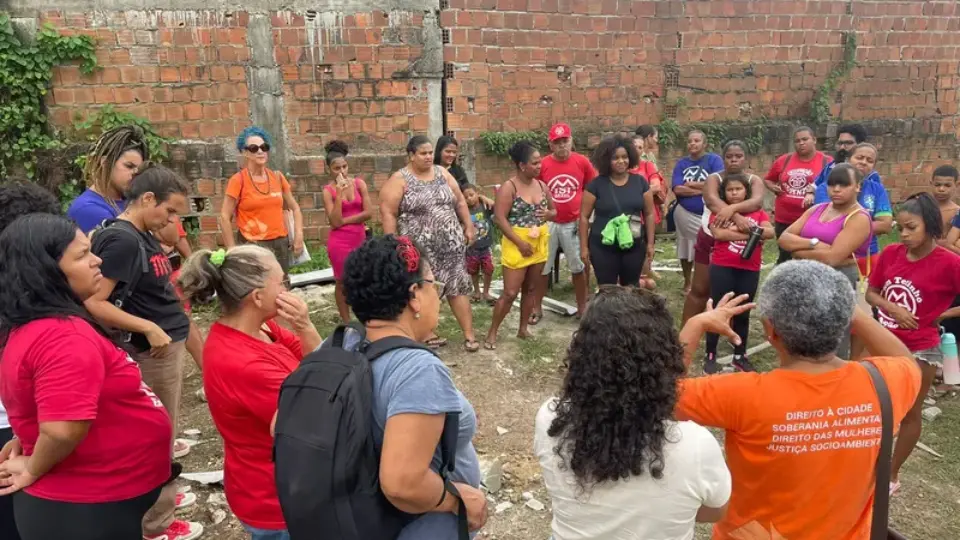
left=478, top=130, right=549, bottom=157
left=809, top=31, right=858, bottom=126
left=0, top=13, right=96, bottom=177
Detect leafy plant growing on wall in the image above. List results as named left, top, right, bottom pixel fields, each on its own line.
left=478, top=130, right=549, bottom=156
left=0, top=13, right=96, bottom=177
left=57, top=105, right=173, bottom=204
left=809, top=31, right=858, bottom=126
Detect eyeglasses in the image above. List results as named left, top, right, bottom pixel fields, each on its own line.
left=837, top=140, right=856, bottom=147
left=421, top=279, right=446, bottom=295
left=244, top=143, right=271, bottom=153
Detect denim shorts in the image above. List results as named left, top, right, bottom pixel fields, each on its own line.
left=241, top=523, right=290, bottom=540
left=914, top=346, right=944, bottom=367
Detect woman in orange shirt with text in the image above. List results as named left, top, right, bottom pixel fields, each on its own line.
left=220, top=127, right=304, bottom=282
left=676, top=260, right=921, bottom=539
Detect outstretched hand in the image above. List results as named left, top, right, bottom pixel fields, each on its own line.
left=693, top=292, right=756, bottom=346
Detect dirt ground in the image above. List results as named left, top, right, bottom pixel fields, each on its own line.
left=174, top=242, right=960, bottom=540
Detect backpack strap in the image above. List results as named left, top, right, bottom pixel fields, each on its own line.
left=330, top=322, right=366, bottom=348
left=97, top=219, right=149, bottom=309
left=361, top=336, right=469, bottom=540
left=863, top=361, right=894, bottom=540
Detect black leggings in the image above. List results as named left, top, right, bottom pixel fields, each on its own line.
left=774, top=222, right=793, bottom=264
left=0, top=427, right=19, bottom=540
left=706, top=265, right=760, bottom=357
left=589, top=236, right=647, bottom=286
left=14, top=487, right=160, bottom=540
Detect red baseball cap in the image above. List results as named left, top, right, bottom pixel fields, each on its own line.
left=548, top=123, right=572, bottom=142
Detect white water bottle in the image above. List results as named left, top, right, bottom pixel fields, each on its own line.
left=941, top=327, right=960, bottom=386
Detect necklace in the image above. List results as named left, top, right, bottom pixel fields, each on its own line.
left=247, top=169, right=272, bottom=195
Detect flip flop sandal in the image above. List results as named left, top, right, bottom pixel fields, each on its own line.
left=528, top=312, right=542, bottom=325
left=463, top=340, right=480, bottom=353
left=889, top=481, right=901, bottom=495
left=483, top=341, right=497, bottom=350
left=425, top=336, right=448, bottom=348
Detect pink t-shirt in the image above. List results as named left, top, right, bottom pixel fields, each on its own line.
left=203, top=320, right=303, bottom=529
left=0, top=317, right=171, bottom=503
left=868, top=244, right=960, bottom=351
left=710, top=209, right=771, bottom=272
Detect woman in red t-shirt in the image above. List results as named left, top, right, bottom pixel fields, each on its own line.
left=0, top=214, right=172, bottom=540
left=866, top=193, right=960, bottom=494
left=703, top=174, right=774, bottom=374
left=764, top=126, right=832, bottom=265
left=178, top=244, right=323, bottom=538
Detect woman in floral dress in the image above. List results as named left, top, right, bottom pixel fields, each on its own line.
left=380, top=135, right=480, bottom=352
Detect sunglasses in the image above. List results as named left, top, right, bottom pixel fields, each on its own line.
left=421, top=279, right=446, bottom=296
left=244, top=143, right=271, bottom=154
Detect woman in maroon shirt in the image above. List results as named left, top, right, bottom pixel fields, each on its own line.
left=178, top=245, right=322, bottom=539
left=0, top=213, right=172, bottom=540
left=866, top=193, right=960, bottom=494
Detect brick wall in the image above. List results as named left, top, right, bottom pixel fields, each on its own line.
left=10, top=0, right=960, bottom=247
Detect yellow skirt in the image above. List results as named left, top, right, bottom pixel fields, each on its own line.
left=501, top=225, right=549, bottom=270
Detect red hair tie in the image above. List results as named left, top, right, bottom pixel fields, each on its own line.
left=396, top=236, right=420, bottom=273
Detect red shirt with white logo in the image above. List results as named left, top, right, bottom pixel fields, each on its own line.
left=868, top=244, right=960, bottom=351
left=539, top=153, right=598, bottom=224
left=203, top=320, right=303, bottom=529
left=0, top=318, right=172, bottom=503
left=765, top=152, right=832, bottom=224
left=710, top=210, right=771, bottom=272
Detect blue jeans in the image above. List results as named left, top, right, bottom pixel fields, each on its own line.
left=241, top=523, right=290, bottom=540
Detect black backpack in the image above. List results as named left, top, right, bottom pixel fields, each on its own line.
left=274, top=323, right=469, bottom=540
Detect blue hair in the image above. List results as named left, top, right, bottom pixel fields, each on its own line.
left=236, top=126, right=272, bottom=152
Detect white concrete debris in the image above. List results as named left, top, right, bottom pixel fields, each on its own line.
left=206, top=493, right=227, bottom=506
left=521, top=492, right=533, bottom=501
left=494, top=501, right=514, bottom=514
left=496, top=426, right=509, bottom=436
left=181, top=471, right=224, bottom=485
left=182, top=429, right=202, bottom=437
left=922, top=406, right=942, bottom=422
left=478, top=458, right=503, bottom=493
left=524, top=498, right=545, bottom=511
left=211, top=509, right=227, bottom=525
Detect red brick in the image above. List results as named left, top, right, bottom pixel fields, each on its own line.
left=185, top=103, right=203, bottom=120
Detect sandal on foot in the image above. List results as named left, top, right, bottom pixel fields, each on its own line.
left=528, top=312, right=542, bottom=325
left=483, top=341, right=497, bottom=350
left=890, top=481, right=901, bottom=496
left=463, top=340, right=480, bottom=353
left=425, top=336, right=448, bottom=349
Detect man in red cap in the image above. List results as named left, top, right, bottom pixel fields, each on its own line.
left=532, top=123, right=598, bottom=322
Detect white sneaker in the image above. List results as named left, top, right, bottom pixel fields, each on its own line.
left=173, top=439, right=191, bottom=459
left=143, top=520, right=204, bottom=540
left=175, top=491, right=197, bottom=510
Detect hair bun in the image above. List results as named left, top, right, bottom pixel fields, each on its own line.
left=325, top=140, right=349, bottom=156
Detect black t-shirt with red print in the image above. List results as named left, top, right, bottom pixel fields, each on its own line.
left=92, top=220, right=190, bottom=352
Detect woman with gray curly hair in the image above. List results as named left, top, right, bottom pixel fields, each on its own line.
left=675, top=260, right=921, bottom=539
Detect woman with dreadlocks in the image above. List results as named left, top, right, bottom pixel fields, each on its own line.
left=68, top=125, right=149, bottom=234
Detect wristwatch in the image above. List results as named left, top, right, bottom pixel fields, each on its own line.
left=809, top=238, right=820, bottom=249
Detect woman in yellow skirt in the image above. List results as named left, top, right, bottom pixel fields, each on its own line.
left=485, top=141, right=556, bottom=349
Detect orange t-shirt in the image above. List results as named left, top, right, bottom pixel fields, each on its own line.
left=676, top=357, right=920, bottom=540
left=225, top=168, right=290, bottom=241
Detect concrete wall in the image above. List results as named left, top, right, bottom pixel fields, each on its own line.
left=7, top=0, right=960, bottom=246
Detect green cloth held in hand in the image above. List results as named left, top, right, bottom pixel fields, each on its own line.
left=600, top=214, right=634, bottom=250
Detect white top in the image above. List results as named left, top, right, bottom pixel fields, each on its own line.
left=0, top=400, right=8, bottom=430
left=535, top=399, right=731, bottom=540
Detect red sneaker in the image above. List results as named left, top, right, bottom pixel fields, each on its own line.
left=175, top=491, right=197, bottom=510
left=143, top=520, right=204, bottom=540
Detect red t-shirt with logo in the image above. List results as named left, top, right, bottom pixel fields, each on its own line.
left=765, top=152, right=832, bottom=224
left=710, top=210, right=771, bottom=272
left=630, top=160, right=665, bottom=224
left=0, top=318, right=172, bottom=503
left=868, top=244, right=960, bottom=351
left=203, top=320, right=303, bottom=529
left=539, top=153, right=598, bottom=224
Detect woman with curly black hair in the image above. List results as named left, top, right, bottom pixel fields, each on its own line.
left=535, top=286, right=731, bottom=539
left=339, top=235, right=487, bottom=538
left=579, top=135, right=656, bottom=286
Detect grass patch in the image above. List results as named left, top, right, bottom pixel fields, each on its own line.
left=289, top=242, right=331, bottom=275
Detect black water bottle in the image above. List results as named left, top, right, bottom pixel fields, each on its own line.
left=740, top=226, right=763, bottom=260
